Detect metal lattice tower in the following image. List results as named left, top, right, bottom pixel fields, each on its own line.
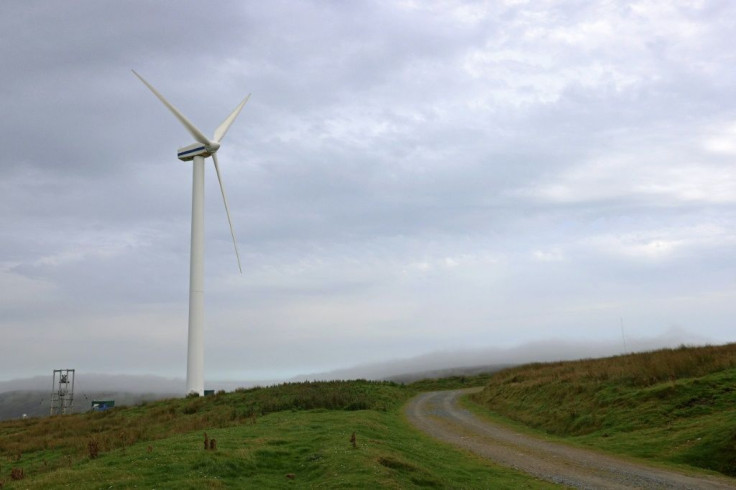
left=50, top=369, right=75, bottom=416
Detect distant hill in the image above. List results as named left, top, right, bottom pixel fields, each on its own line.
left=287, top=330, right=711, bottom=382
left=0, top=390, right=178, bottom=421
left=0, top=332, right=713, bottom=422
left=0, top=373, right=186, bottom=394
left=0, top=374, right=187, bottom=421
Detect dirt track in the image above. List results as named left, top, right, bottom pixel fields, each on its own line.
left=405, top=389, right=736, bottom=489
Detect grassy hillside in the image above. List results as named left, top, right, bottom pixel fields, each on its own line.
left=5, top=345, right=734, bottom=486
left=471, top=343, right=736, bottom=476
left=0, top=380, right=553, bottom=488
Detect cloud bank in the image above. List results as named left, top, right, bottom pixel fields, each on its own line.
left=1, top=1, right=735, bottom=383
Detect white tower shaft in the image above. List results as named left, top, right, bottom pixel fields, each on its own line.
left=186, top=156, right=205, bottom=395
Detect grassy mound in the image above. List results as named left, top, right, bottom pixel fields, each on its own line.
left=0, top=379, right=552, bottom=488
left=471, top=343, right=736, bottom=476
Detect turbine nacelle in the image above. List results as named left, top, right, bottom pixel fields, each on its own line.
left=177, top=142, right=221, bottom=161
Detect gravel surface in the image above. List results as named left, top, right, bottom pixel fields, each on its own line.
left=405, top=389, right=736, bottom=489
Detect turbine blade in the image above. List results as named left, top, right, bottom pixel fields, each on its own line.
left=132, top=70, right=213, bottom=147
left=212, top=153, right=243, bottom=273
left=214, top=94, right=251, bottom=143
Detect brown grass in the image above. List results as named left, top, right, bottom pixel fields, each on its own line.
left=87, top=440, right=99, bottom=459
left=10, top=468, right=23, bottom=481
left=490, top=343, right=736, bottom=389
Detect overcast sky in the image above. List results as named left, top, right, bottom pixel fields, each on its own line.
left=2, top=1, right=735, bottom=384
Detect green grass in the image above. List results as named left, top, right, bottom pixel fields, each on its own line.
left=1, top=380, right=555, bottom=488
left=470, top=343, right=736, bottom=477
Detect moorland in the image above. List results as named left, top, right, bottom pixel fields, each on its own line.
left=1, top=343, right=734, bottom=487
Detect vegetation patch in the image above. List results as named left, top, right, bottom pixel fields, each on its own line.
left=470, top=343, right=736, bottom=476
left=0, top=379, right=553, bottom=488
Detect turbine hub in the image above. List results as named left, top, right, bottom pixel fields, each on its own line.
left=207, top=142, right=221, bottom=153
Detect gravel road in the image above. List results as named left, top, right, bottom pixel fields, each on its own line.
left=405, top=389, right=736, bottom=489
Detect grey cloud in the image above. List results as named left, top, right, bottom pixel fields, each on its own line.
left=2, top=1, right=735, bottom=384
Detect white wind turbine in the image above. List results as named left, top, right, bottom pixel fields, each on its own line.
left=133, top=70, right=249, bottom=396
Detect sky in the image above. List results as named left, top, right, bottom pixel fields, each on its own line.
left=2, top=1, right=735, bottom=385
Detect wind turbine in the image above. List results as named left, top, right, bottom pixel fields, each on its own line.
left=133, top=70, right=249, bottom=396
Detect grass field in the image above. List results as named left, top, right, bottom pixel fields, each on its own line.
left=0, top=380, right=554, bottom=488
left=3, top=344, right=735, bottom=487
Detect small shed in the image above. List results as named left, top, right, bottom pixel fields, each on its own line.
left=91, top=400, right=115, bottom=411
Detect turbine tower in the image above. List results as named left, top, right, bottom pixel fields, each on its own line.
left=133, top=70, right=249, bottom=396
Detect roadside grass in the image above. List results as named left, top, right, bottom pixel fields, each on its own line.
left=470, top=343, right=736, bottom=477
left=1, top=380, right=555, bottom=488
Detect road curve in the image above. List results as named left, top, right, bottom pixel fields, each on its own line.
left=405, top=389, right=736, bottom=489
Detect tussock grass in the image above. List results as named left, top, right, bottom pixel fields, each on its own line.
left=471, top=343, right=736, bottom=476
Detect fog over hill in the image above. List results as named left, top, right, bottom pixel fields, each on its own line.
left=0, top=374, right=186, bottom=394
left=292, top=328, right=709, bottom=382
left=2, top=331, right=707, bottom=397
left=0, top=332, right=714, bottom=421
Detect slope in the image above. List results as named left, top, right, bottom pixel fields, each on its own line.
left=471, top=343, right=736, bottom=476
